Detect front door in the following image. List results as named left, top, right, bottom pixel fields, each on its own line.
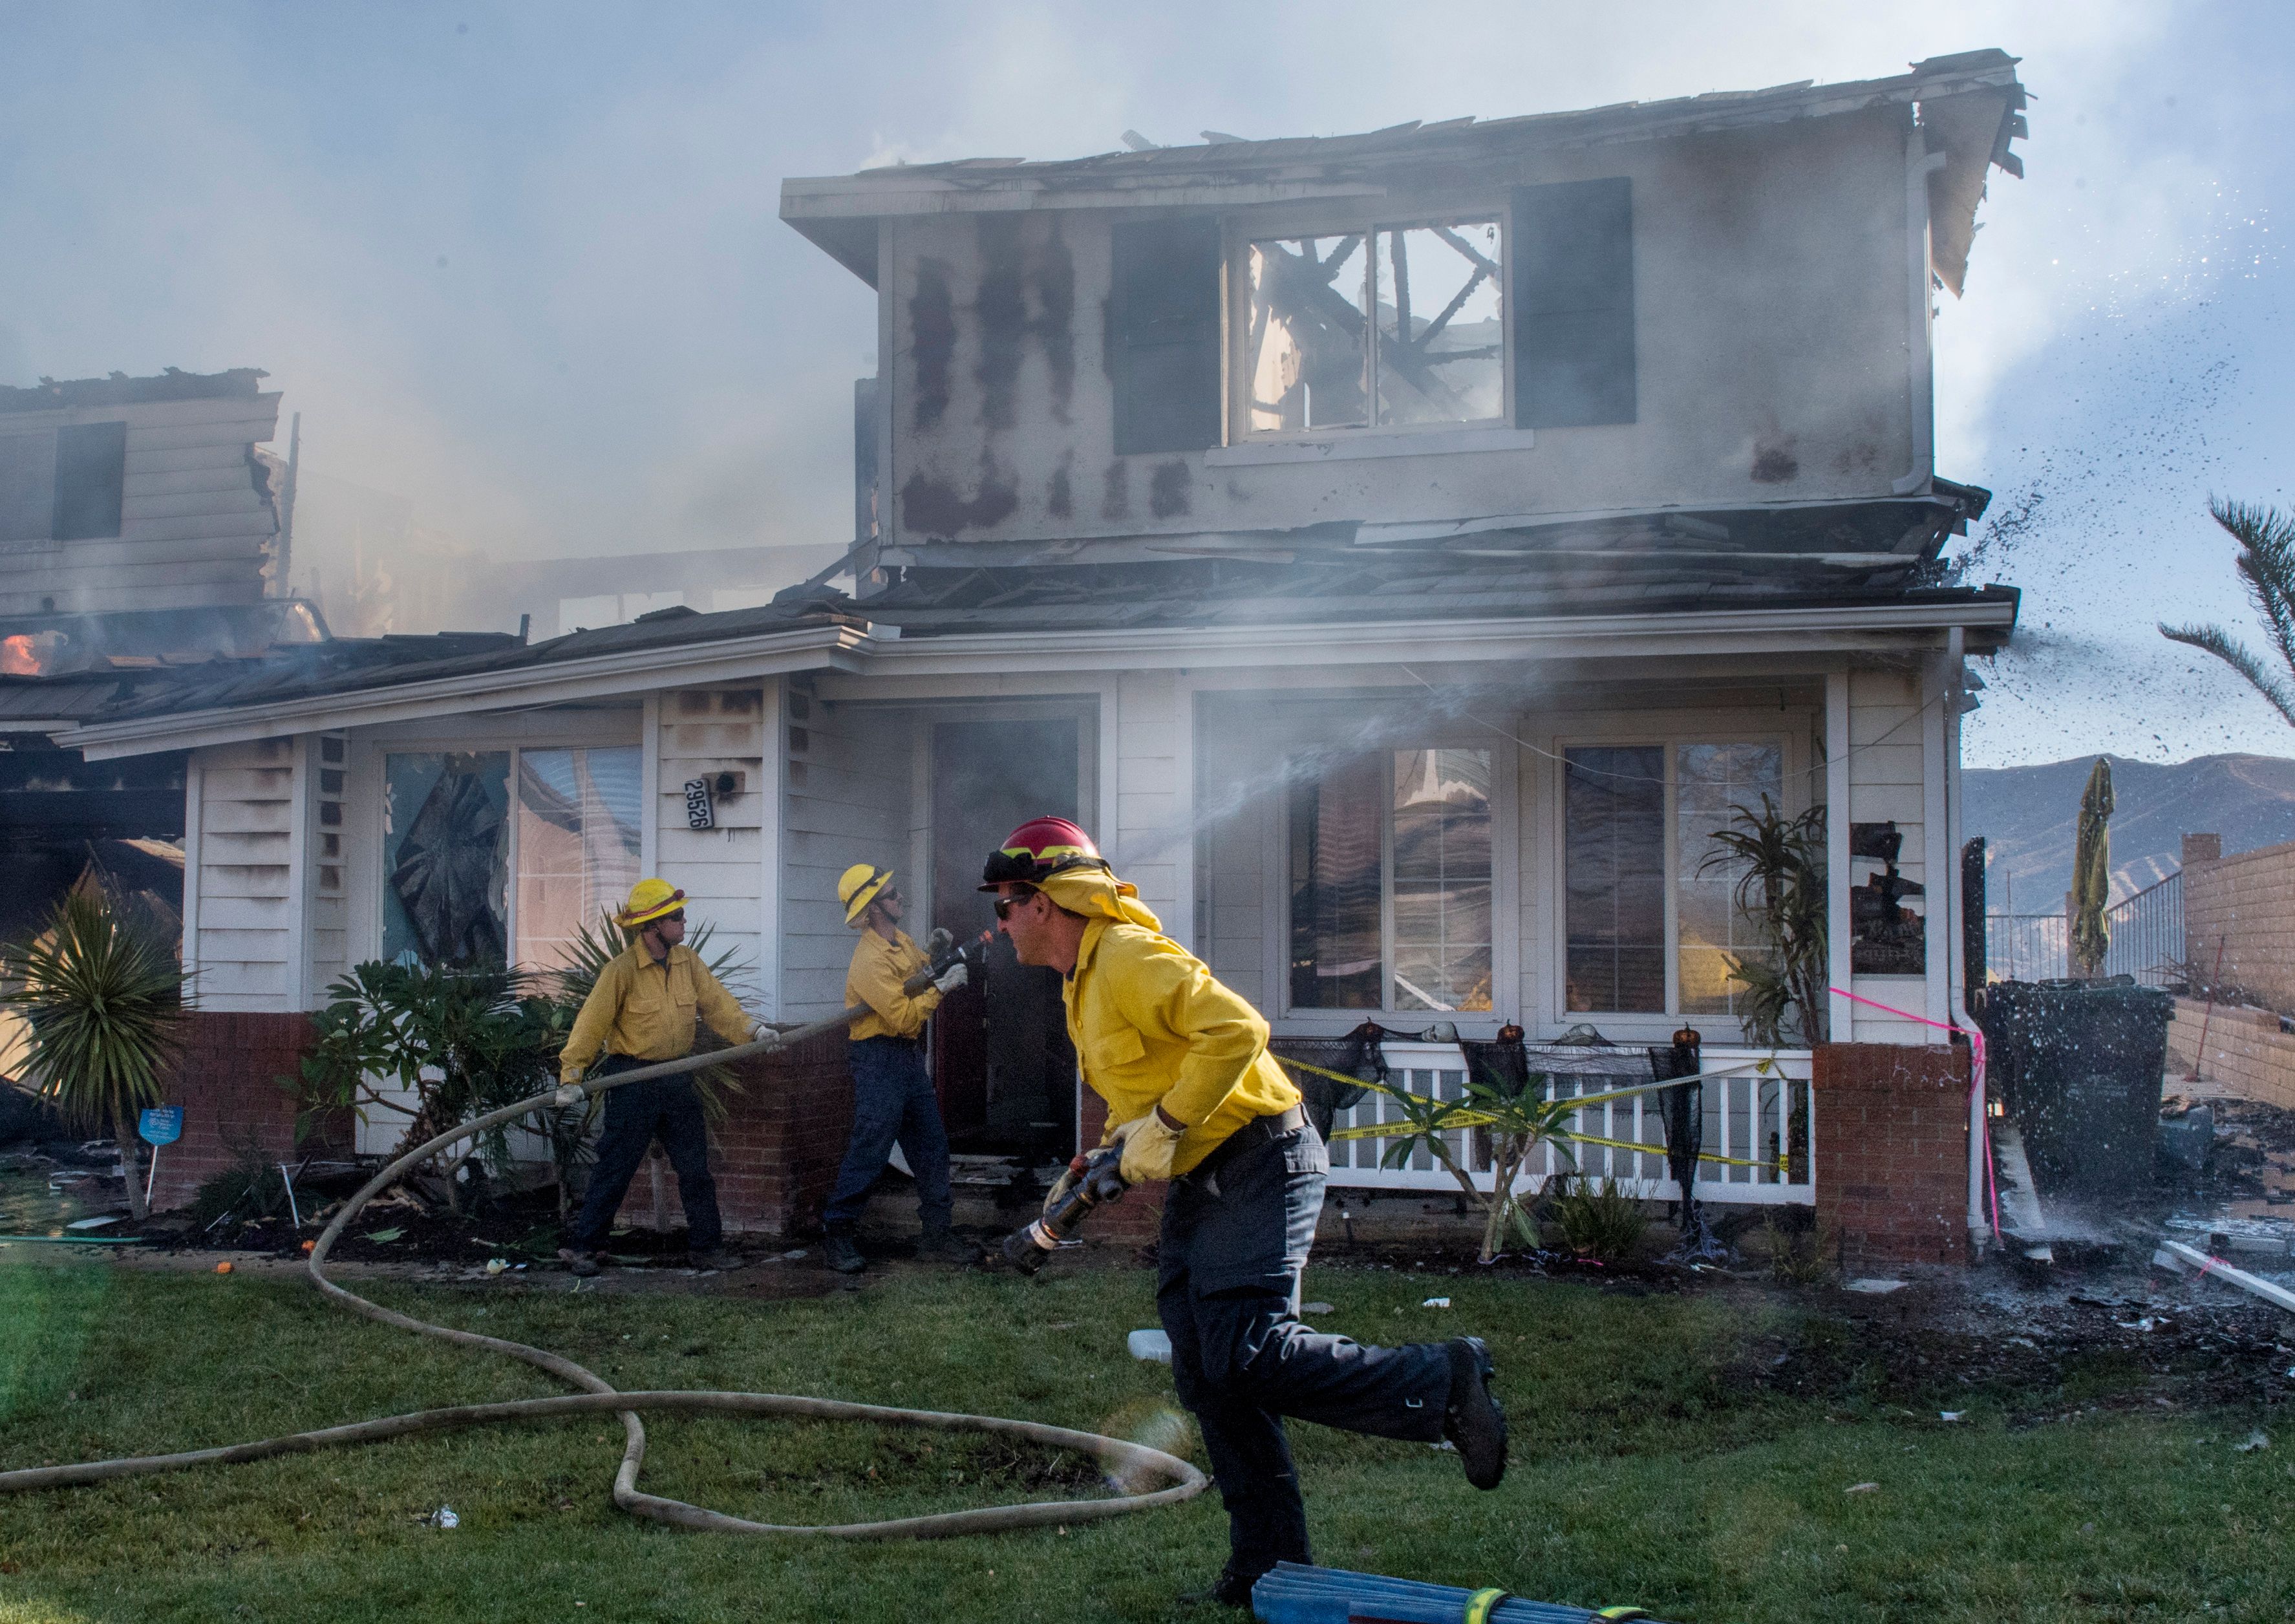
left=928, top=718, right=1080, bottom=1160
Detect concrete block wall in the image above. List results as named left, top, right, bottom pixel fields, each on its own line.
left=2166, top=996, right=2295, bottom=1111
left=148, top=1011, right=351, bottom=1210
left=2183, top=835, right=2295, bottom=1016
left=1812, top=1042, right=1969, bottom=1271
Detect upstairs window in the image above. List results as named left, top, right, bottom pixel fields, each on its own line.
left=1246, top=219, right=1505, bottom=436
left=0, top=420, right=128, bottom=544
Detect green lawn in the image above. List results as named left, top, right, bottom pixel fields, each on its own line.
left=1, top=1250, right=2289, bottom=1623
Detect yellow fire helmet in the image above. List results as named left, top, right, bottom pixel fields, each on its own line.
left=615, top=877, right=688, bottom=929
left=837, top=863, right=894, bottom=926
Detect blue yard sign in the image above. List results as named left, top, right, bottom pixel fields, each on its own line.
left=138, top=1107, right=184, bottom=1147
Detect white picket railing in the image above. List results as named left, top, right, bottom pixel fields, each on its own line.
left=1322, top=1043, right=1816, bottom=1207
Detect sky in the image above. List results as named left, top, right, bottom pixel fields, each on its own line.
left=3, top=0, right=2292, bottom=768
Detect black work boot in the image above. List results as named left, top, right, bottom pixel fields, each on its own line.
left=822, top=1228, right=867, bottom=1275
left=915, top=1226, right=977, bottom=1263
left=1444, top=1336, right=1508, bottom=1490
left=1180, top=1564, right=1267, bottom=1608
left=558, top=1248, right=602, bottom=1279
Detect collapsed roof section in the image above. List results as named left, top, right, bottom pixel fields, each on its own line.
left=783, top=50, right=2026, bottom=298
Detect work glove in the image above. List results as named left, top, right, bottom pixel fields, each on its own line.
left=747, top=1020, right=780, bottom=1047
left=1113, top=1107, right=1186, bottom=1184
left=933, top=961, right=970, bottom=995
left=1041, top=1162, right=1080, bottom=1215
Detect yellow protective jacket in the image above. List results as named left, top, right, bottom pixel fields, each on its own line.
left=1057, top=882, right=1299, bottom=1179
left=845, top=928, right=942, bottom=1042
left=560, top=941, right=751, bottom=1084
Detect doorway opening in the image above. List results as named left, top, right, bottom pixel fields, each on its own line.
left=928, top=717, right=1082, bottom=1163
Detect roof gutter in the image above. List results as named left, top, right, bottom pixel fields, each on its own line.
left=55, top=597, right=2016, bottom=761
left=61, top=623, right=871, bottom=762
left=858, top=595, right=2018, bottom=676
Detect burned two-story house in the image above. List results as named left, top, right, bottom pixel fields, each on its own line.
left=37, top=54, right=2028, bottom=1257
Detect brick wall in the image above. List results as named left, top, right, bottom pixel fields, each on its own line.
left=605, top=1028, right=857, bottom=1239
left=2184, top=835, right=2295, bottom=1016
left=1812, top=1042, right=1970, bottom=1271
left=2166, top=996, right=2295, bottom=1110
left=149, top=1011, right=350, bottom=1210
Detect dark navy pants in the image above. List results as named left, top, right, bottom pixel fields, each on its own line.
left=1159, top=1119, right=1451, bottom=1577
left=568, top=1056, right=721, bottom=1254
left=823, top=1036, right=955, bottom=1232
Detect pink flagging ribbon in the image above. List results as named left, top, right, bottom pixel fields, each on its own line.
left=1826, top=986, right=2001, bottom=1243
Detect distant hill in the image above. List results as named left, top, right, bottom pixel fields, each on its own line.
left=1964, top=753, right=2295, bottom=914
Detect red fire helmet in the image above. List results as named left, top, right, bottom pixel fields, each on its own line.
left=979, top=815, right=1106, bottom=890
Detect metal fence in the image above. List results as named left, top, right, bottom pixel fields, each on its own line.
left=2102, top=870, right=2184, bottom=987
left=1983, top=870, right=2184, bottom=987
left=1323, top=1042, right=1816, bottom=1207
left=1986, top=914, right=2069, bottom=982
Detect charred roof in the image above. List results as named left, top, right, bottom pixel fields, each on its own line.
left=784, top=51, right=2026, bottom=295
left=0, top=367, right=273, bottom=416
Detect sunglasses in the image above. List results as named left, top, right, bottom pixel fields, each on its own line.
left=992, top=890, right=1039, bottom=921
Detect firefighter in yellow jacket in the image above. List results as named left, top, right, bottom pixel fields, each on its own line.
left=559, top=878, right=763, bottom=1277
left=983, top=817, right=1507, bottom=1607
left=822, top=862, right=972, bottom=1274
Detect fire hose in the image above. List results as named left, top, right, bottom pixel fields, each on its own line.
left=0, top=1003, right=1207, bottom=1537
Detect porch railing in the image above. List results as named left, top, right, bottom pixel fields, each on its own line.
left=1322, top=1042, right=1815, bottom=1206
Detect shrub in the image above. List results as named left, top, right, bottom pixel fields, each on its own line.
left=1544, top=1176, right=1649, bottom=1264
left=1762, top=1213, right=1835, bottom=1285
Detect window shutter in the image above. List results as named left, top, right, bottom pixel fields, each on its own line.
left=1110, top=217, right=1222, bottom=456
left=53, top=420, right=127, bottom=540
left=1511, top=179, right=1636, bottom=429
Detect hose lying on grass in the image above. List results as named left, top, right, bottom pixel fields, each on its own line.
left=0, top=1007, right=1208, bottom=1539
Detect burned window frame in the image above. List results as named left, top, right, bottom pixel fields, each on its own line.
left=1544, top=710, right=1817, bottom=1034
left=372, top=737, right=645, bottom=972
left=1232, top=203, right=1512, bottom=443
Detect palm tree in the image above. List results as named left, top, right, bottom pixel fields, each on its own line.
left=0, top=885, right=191, bottom=1221
left=2161, top=500, right=2295, bottom=725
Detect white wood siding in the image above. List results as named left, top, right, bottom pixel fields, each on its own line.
left=0, top=391, right=281, bottom=615
left=655, top=687, right=769, bottom=1005
left=778, top=687, right=913, bottom=1017
left=189, top=738, right=300, bottom=1011
left=1845, top=667, right=1932, bottom=1041
left=1105, top=671, right=1189, bottom=944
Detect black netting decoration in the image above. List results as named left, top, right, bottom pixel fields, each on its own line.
left=1270, top=1020, right=1388, bottom=1140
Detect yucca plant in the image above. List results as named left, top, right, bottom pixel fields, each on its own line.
left=0, top=884, right=191, bottom=1221
left=1700, top=796, right=1828, bottom=1046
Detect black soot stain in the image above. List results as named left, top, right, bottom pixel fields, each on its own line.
left=1751, top=441, right=1799, bottom=484
left=911, top=259, right=954, bottom=431
left=976, top=217, right=1026, bottom=432
left=1149, top=460, right=1191, bottom=518
left=901, top=462, right=1019, bottom=535
left=1032, top=219, right=1075, bottom=425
